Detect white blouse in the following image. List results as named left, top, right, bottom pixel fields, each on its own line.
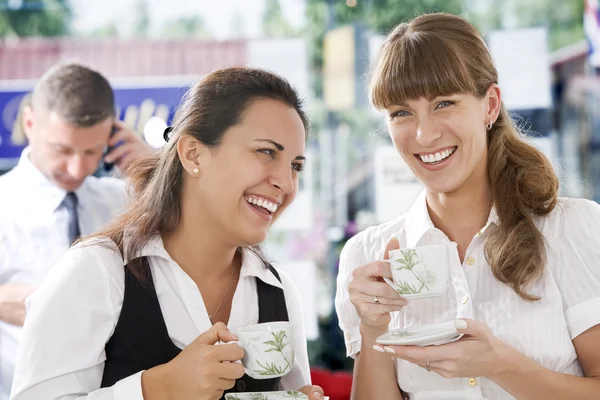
left=335, top=192, right=600, bottom=400
left=10, top=236, right=311, bottom=400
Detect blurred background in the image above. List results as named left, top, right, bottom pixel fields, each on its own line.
left=0, top=0, right=598, bottom=396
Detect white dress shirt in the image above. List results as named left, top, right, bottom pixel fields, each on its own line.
left=335, top=191, right=600, bottom=400
left=10, top=235, right=312, bottom=400
left=0, top=149, right=126, bottom=400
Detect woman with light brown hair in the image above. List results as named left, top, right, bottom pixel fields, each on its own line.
left=335, top=12, right=600, bottom=400
left=10, top=67, right=324, bottom=400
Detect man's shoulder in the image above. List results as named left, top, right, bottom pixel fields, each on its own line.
left=0, top=168, right=28, bottom=207
left=84, top=175, right=127, bottom=197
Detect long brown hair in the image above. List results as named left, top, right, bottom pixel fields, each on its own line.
left=370, top=13, right=559, bottom=300
left=88, top=67, right=309, bottom=281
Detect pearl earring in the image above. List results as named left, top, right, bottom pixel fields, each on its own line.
left=193, top=168, right=199, bottom=174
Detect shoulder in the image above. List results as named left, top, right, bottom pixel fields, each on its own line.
left=41, top=237, right=125, bottom=292
left=537, top=197, right=600, bottom=238
left=85, top=175, right=127, bottom=195
left=0, top=168, right=26, bottom=207
left=269, top=265, right=297, bottom=296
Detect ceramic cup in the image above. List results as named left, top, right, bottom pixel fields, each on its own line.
left=234, top=321, right=295, bottom=380
left=383, top=243, right=455, bottom=299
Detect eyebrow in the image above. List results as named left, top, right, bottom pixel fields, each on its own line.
left=255, top=139, right=306, bottom=161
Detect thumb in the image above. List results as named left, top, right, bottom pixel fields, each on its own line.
left=196, top=322, right=238, bottom=345
left=383, top=238, right=400, bottom=261
left=455, top=318, right=489, bottom=338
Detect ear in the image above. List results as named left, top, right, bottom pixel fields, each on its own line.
left=22, top=105, right=35, bottom=140
left=485, top=84, right=502, bottom=126
left=176, top=134, right=205, bottom=176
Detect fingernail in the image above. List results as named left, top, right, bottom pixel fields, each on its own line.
left=313, top=391, right=323, bottom=399
left=372, top=345, right=385, bottom=353
left=455, top=319, right=468, bottom=330
left=384, top=346, right=396, bottom=354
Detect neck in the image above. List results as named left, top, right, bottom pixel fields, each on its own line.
left=426, top=178, right=492, bottom=246
left=162, top=203, right=239, bottom=285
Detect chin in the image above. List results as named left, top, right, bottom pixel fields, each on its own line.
left=238, top=229, right=269, bottom=247
left=422, top=178, right=463, bottom=195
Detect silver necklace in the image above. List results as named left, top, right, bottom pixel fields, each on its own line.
left=208, top=263, right=236, bottom=323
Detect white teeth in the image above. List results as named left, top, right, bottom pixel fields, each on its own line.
left=419, top=148, right=455, bottom=164
left=245, top=196, right=278, bottom=214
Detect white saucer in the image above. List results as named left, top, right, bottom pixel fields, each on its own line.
left=225, top=391, right=330, bottom=400
left=376, top=321, right=463, bottom=347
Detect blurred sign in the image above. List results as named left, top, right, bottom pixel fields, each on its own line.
left=374, top=145, right=423, bottom=223
left=248, top=38, right=311, bottom=103
left=0, top=80, right=192, bottom=169
left=488, top=28, right=552, bottom=110
left=323, top=24, right=369, bottom=111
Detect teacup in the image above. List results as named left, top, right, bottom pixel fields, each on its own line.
left=234, top=321, right=294, bottom=380
left=383, top=243, right=454, bottom=299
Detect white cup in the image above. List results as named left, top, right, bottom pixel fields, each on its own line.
left=234, top=321, right=294, bottom=380
left=383, top=243, right=455, bottom=299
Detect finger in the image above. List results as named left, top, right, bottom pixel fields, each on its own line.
left=309, top=385, right=325, bottom=400
left=353, top=291, right=407, bottom=307
left=215, top=360, right=245, bottom=380
left=353, top=260, right=394, bottom=279
left=298, top=385, right=325, bottom=400
left=455, top=318, right=489, bottom=338
left=350, top=280, right=406, bottom=301
left=383, top=238, right=400, bottom=261
left=107, top=123, right=138, bottom=146
left=356, top=302, right=405, bottom=318
left=196, top=322, right=237, bottom=345
left=216, top=378, right=236, bottom=391
left=213, top=343, right=245, bottom=362
left=104, top=142, right=135, bottom=163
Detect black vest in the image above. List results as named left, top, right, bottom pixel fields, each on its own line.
left=100, top=257, right=289, bottom=398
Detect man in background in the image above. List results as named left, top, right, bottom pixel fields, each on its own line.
left=0, top=63, right=154, bottom=399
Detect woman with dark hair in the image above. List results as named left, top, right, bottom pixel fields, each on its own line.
left=335, top=12, right=600, bottom=400
left=11, top=67, right=324, bottom=400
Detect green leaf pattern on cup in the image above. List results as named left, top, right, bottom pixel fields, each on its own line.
left=390, top=329, right=414, bottom=338
left=282, top=391, right=307, bottom=399
left=393, top=249, right=437, bottom=295
left=252, top=330, right=293, bottom=377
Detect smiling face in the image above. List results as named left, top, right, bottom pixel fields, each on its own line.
left=179, top=98, right=307, bottom=246
left=370, top=17, right=503, bottom=197
left=385, top=89, right=499, bottom=195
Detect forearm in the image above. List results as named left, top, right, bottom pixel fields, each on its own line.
left=351, top=324, right=403, bottom=400
left=492, top=345, right=600, bottom=399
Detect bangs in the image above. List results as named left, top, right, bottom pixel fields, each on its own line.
left=371, top=32, right=478, bottom=109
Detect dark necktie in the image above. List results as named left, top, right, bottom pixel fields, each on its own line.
left=63, top=192, right=81, bottom=244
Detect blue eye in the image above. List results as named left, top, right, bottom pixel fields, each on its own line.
left=435, top=100, right=455, bottom=109
left=390, top=109, right=410, bottom=119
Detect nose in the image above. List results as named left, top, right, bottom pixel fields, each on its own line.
left=415, top=118, right=442, bottom=148
left=270, top=163, right=295, bottom=195
left=66, top=155, right=88, bottom=180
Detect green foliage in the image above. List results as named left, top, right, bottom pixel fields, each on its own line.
left=0, top=0, right=72, bottom=37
